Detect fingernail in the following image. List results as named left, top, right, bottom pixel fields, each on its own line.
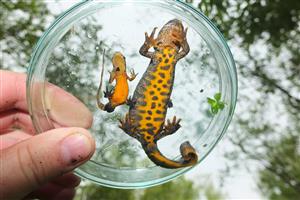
left=45, top=86, right=93, bottom=128
left=60, top=133, right=92, bottom=166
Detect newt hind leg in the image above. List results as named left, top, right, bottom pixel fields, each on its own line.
left=155, top=116, right=181, bottom=141
left=118, top=114, right=141, bottom=140
left=104, top=86, right=114, bottom=98
left=126, top=96, right=136, bottom=109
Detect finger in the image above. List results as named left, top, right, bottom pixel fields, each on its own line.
left=0, top=127, right=95, bottom=200
left=0, top=70, right=93, bottom=128
left=52, top=173, right=81, bottom=188
left=0, top=109, right=35, bottom=134
left=44, top=84, right=93, bottom=128
left=0, top=129, right=31, bottom=150
left=0, top=70, right=27, bottom=112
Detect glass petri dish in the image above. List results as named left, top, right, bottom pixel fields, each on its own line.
left=27, top=0, right=237, bottom=189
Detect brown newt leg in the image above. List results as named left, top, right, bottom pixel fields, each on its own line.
left=104, top=85, right=113, bottom=98
left=126, top=96, right=136, bottom=109
left=154, top=116, right=181, bottom=141
left=118, top=114, right=141, bottom=140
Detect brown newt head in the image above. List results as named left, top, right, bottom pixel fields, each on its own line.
left=156, top=19, right=185, bottom=51
left=112, top=52, right=126, bottom=73
left=109, top=52, right=126, bottom=83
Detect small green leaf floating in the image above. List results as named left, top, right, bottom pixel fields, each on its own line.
left=207, top=92, right=225, bottom=114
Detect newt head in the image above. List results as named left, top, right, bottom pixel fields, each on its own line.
left=109, top=52, right=126, bottom=83
left=156, top=19, right=186, bottom=50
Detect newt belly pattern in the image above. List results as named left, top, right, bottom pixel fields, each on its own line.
left=119, top=19, right=198, bottom=168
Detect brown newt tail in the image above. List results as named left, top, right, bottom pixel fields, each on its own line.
left=97, top=51, right=137, bottom=113
left=119, top=19, right=198, bottom=168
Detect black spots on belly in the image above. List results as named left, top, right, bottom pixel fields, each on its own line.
left=158, top=79, right=163, bottom=84
left=154, top=117, right=164, bottom=122
left=164, top=59, right=169, bottom=64
left=168, top=53, right=173, bottom=58
left=158, top=73, right=165, bottom=78
left=156, top=110, right=162, bottom=114
left=147, top=110, right=153, bottom=115
left=150, top=91, right=155, bottom=95
left=162, top=84, right=168, bottom=88
left=161, top=65, right=170, bottom=70
left=146, top=135, right=152, bottom=140
left=151, top=102, right=156, bottom=109
left=160, top=91, right=169, bottom=96
left=153, top=84, right=157, bottom=88
left=157, top=87, right=161, bottom=91
left=152, top=96, right=158, bottom=100
left=167, top=79, right=172, bottom=84
left=163, top=54, right=166, bottom=58
left=158, top=103, right=162, bottom=107
left=158, top=57, right=162, bottom=62
left=146, top=123, right=153, bottom=127
left=145, top=116, right=151, bottom=120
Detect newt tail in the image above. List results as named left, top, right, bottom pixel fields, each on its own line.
left=119, top=19, right=198, bottom=168
left=97, top=51, right=137, bottom=113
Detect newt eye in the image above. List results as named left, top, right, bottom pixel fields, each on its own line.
left=157, top=41, right=162, bottom=46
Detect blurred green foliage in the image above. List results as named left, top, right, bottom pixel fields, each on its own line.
left=188, top=0, right=300, bottom=198
left=0, top=0, right=50, bottom=70
left=258, top=134, right=300, bottom=200
left=75, top=177, right=225, bottom=200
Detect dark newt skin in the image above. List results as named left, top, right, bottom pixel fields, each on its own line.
left=119, top=19, right=198, bottom=168
left=97, top=52, right=137, bottom=113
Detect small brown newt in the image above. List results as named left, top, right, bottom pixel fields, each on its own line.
left=97, top=51, right=137, bottom=112
left=119, top=19, right=198, bottom=168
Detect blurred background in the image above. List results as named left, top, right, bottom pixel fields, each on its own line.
left=1, top=0, right=299, bottom=199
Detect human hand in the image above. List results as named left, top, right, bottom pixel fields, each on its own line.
left=0, top=70, right=95, bottom=200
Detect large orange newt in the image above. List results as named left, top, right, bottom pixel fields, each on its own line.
left=97, top=51, right=137, bottom=113
left=119, top=19, right=198, bottom=168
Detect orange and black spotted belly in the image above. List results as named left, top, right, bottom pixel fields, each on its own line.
left=129, top=48, right=177, bottom=142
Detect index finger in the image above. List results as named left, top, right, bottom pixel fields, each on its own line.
left=0, top=70, right=93, bottom=128
left=0, top=70, right=27, bottom=112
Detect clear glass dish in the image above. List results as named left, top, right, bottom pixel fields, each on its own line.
left=27, top=0, right=237, bottom=189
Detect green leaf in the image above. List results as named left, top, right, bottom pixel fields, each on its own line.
left=218, top=102, right=225, bottom=110
left=207, top=97, right=216, bottom=105
left=211, top=107, right=219, bottom=114
left=214, top=93, right=221, bottom=101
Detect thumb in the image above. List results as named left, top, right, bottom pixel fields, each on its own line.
left=0, top=127, right=95, bottom=200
